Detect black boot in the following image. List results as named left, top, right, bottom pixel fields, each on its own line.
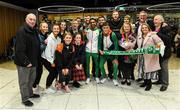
left=130, top=74, right=135, bottom=80
left=136, top=78, right=143, bottom=82
left=140, top=79, right=147, bottom=87
left=121, top=79, right=126, bottom=85
left=126, top=79, right=131, bottom=86
left=73, top=81, right=80, bottom=88
left=145, top=79, right=152, bottom=91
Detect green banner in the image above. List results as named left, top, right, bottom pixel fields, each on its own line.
left=104, top=45, right=160, bottom=55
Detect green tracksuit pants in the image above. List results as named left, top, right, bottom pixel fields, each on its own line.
left=86, top=52, right=99, bottom=78
left=99, top=55, right=118, bottom=80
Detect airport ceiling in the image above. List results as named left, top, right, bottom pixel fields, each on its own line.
left=1, top=0, right=179, bottom=9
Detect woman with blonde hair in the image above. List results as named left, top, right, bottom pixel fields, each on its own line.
left=124, top=15, right=131, bottom=24
left=137, top=23, right=164, bottom=91
left=41, top=24, right=61, bottom=93
left=118, top=23, right=136, bottom=85
left=123, top=15, right=136, bottom=33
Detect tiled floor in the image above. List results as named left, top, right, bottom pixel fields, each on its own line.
left=0, top=54, right=180, bottom=110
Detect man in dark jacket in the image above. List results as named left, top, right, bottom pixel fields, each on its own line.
left=108, top=10, right=124, bottom=79
left=135, top=10, right=155, bottom=36
left=14, top=13, right=40, bottom=106
left=108, top=10, right=124, bottom=38
left=135, top=10, right=155, bottom=82
left=153, top=15, right=172, bottom=91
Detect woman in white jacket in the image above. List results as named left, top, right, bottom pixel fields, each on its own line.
left=41, top=24, right=61, bottom=93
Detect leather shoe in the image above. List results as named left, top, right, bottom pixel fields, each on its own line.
left=136, top=78, right=143, bottom=82
left=152, top=81, right=161, bottom=85
left=140, top=80, right=147, bottom=87
left=126, top=79, right=131, bottom=86
left=121, top=79, right=126, bottom=85
left=22, top=100, right=33, bottom=106
left=160, top=86, right=167, bottom=91
left=73, top=81, right=81, bottom=88
left=29, top=94, right=40, bottom=98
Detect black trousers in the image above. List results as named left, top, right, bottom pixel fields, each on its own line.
left=42, top=58, right=58, bottom=88
left=107, top=59, right=113, bottom=79
left=59, top=69, right=71, bottom=86
left=33, top=57, right=43, bottom=88
left=130, top=62, right=136, bottom=80
left=159, top=58, right=169, bottom=87
left=121, top=62, right=133, bottom=79
left=118, top=56, right=124, bottom=79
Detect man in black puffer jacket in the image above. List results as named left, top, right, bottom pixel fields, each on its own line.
left=14, top=13, right=40, bottom=106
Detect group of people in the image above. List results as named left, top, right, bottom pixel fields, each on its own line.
left=14, top=10, right=172, bottom=107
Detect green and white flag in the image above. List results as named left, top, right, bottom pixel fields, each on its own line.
left=104, top=45, right=160, bottom=55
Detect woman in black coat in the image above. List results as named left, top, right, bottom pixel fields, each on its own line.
left=55, top=32, right=74, bottom=93
left=72, top=33, right=86, bottom=87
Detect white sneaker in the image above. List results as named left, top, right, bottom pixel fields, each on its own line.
left=85, top=78, right=90, bottom=84
left=100, top=78, right=107, bottom=84
left=95, top=78, right=100, bottom=84
left=45, top=86, right=56, bottom=94
left=113, top=79, right=119, bottom=86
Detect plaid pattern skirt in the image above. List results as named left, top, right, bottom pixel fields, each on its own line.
left=73, top=67, right=86, bottom=81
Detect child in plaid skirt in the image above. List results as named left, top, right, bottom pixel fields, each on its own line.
left=72, top=33, right=86, bottom=88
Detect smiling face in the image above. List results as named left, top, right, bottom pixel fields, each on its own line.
left=64, top=34, right=72, bottom=45
left=124, top=17, right=130, bottom=24
left=75, top=34, right=82, bottom=44
left=52, top=25, right=60, bottom=37
left=139, top=12, right=147, bottom=23
left=85, top=15, right=91, bottom=24
left=123, top=23, right=131, bottom=33
left=76, top=18, right=81, bottom=25
left=40, top=22, right=48, bottom=34
left=153, top=16, right=163, bottom=27
left=26, top=13, right=36, bottom=28
left=98, top=17, right=106, bottom=26
left=60, top=22, right=66, bottom=31
left=72, top=20, right=79, bottom=29
left=102, top=25, right=110, bottom=35
left=90, top=19, right=97, bottom=29
left=112, top=11, right=119, bottom=21
left=141, top=24, right=150, bottom=35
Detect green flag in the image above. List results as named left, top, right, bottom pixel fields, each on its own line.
left=104, top=45, right=160, bottom=55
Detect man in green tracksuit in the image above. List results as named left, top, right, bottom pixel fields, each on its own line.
left=98, top=22, right=119, bottom=86
left=85, top=18, right=101, bottom=84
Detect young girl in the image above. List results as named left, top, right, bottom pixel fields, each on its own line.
left=41, top=24, right=61, bottom=93
left=59, top=21, right=67, bottom=38
left=119, top=23, right=136, bottom=86
left=72, top=33, right=86, bottom=88
left=55, top=32, right=74, bottom=93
